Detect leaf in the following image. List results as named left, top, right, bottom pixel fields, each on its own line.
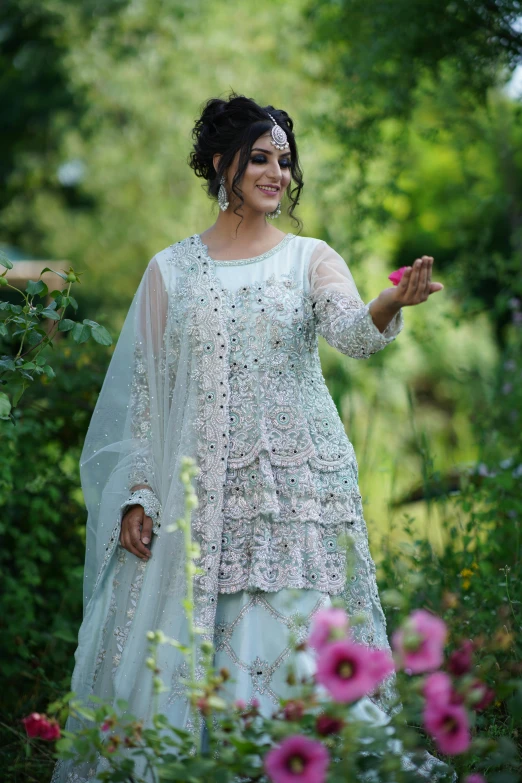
left=0, top=250, right=13, bottom=270
left=0, top=391, right=11, bottom=419
left=72, top=323, right=91, bottom=344
left=83, top=319, right=99, bottom=327
left=43, top=365, right=56, bottom=379
left=40, top=309, right=61, bottom=321
left=12, top=382, right=27, bottom=406
left=58, top=319, right=75, bottom=332
left=40, top=267, right=68, bottom=281
left=35, top=355, right=47, bottom=366
left=91, top=324, right=112, bottom=346
left=25, top=280, right=48, bottom=296
left=68, top=295, right=78, bottom=311
left=0, top=358, right=16, bottom=372
left=0, top=323, right=8, bottom=338
left=22, top=362, right=36, bottom=370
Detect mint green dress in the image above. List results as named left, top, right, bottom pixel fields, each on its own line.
left=52, top=233, right=417, bottom=783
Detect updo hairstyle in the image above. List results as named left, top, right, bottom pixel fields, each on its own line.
left=189, top=92, right=303, bottom=227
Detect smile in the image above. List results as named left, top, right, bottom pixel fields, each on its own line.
left=257, top=185, right=280, bottom=195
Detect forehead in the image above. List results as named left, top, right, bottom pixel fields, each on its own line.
left=253, top=131, right=273, bottom=146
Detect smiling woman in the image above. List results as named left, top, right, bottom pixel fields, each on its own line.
left=51, top=92, right=445, bottom=782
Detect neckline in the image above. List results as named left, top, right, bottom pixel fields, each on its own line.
left=196, top=232, right=294, bottom=266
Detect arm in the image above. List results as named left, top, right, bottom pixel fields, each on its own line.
left=308, top=241, right=404, bottom=359
left=120, top=256, right=168, bottom=559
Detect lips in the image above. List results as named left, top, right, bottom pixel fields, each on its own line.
left=257, top=185, right=280, bottom=196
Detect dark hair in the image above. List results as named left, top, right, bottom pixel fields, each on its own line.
left=189, top=92, right=303, bottom=229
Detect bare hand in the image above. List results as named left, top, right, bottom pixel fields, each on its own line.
left=120, top=505, right=153, bottom=560
left=383, top=256, right=443, bottom=308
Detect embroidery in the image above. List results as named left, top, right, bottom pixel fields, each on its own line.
left=199, top=232, right=295, bottom=266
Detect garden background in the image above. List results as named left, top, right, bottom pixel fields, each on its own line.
left=1, top=1, right=521, bottom=780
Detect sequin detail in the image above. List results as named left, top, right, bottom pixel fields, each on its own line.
left=198, top=232, right=294, bottom=266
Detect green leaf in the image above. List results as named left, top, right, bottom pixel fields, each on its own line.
left=0, top=250, right=13, bottom=270
left=83, top=319, right=99, bottom=327
left=35, top=355, right=47, bottom=366
left=41, top=267, right=68, bottom=281
left=0, top=358, right=16, bottom=372
left=41, top=309, right=61, bottom=321
left=72, top=322, right=91, bottom=344
left=0, top=323, right=8, bottom=338
left=9, top=304, right=22, bottom=314
left=0, top=391, right=11, bottom=419
left=25, top=280, right=48, bottom=296
left=43, top=365, right=56, bottom=379
left=91, top=324, right=112, bottom=346
left=12, top=382, right=27, bottom=406
left=69, top=295, right=78, bottom=311
left=58, top=319, right=75, bottom=332
left=22, top=362, right=36, bottom=370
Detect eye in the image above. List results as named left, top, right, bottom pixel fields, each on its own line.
left=280, top=158, right=292, bottom=168
left=251, top=156, right=267, bottom=164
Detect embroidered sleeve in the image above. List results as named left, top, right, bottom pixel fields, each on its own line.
left=127, top=257, right=168, bottom=526
left=308, top=241, right=403, bottom=359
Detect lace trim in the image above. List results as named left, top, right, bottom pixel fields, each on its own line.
left=196, top=232, right=295, bottom=266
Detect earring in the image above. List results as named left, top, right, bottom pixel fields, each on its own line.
left=266, top=201, right=281, bottom=219
left=218, top=175, right=229, bottom=212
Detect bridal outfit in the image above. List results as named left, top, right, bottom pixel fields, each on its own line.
left=52, top=233, right=447, bottom=781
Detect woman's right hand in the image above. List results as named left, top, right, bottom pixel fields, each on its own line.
left=120, top=505, right=153, bottom=561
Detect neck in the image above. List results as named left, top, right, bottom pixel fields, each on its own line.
left=204, top=206, right=279, bottom=244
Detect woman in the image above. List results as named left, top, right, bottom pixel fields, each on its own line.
left=52, top=94, right=444, bottom=782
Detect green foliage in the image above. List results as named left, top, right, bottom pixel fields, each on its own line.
left=0, top=340, right=109, bottom=781
left=0, top=257, right=112, bottom=416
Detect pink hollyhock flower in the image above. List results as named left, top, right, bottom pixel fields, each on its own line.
left=392, top=609, right=447, bottom=673
left=424, top=702, right=471, bottom=755
left=423, top=672, right=454, bottom=707
left=447, top=640, right=474, bottom=676
left=308, top=608, right=350, bottom=653
left=388, top=267, right=408, bottom=286
left=316, top=714, right=344, bottom=736
left=22, top=713, right=60, bottom=741
left=265, top=735, right=329, bottom=783
left=39, top=720, right=61, bottom=741
left=316, top=639, right=394, bottom=703
left=464, top=775, right=486, bottom=783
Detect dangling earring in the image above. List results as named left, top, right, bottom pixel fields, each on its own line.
left=266, top=201, right=281, bottom=219
left=218, top=175, right=229, bottom=212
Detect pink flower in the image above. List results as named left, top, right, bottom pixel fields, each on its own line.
left=234, top=699, right=247, bottom=711
left=316, top=639, right=394, bottom=703
left=424, top=702, right=471, bottom=755
left=265, top=735, right=329, bottom=783
left=388, top=267, right=408, bottom=286
left=423, top=672, right=454, bottom=707
left=392, top=610, right=447, bottom=673
left=464, top=775, right=486, bottom=783
left=308, top=608, right=350, bottom=653
left=22, top=713, right=61, bottom=741
left=447, top=640, right=474, bottom=676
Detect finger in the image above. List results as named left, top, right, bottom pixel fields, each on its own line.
left=130, top=520, right=152, bottom=559
left=141, top=514, right=153, bottom=546
left=418, top=258, right=429, bottom=297
left=409, top=259, right=422, bottom=295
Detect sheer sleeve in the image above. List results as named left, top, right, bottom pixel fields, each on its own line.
left=308, top=240, right=403, bottom=359
left=124, top=257, right=168, bottom=530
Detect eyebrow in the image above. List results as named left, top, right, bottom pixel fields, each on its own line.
left=251, top=147, right=291, bottom=156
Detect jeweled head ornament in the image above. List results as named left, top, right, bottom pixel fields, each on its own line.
left=267, top=113, right=290, bottom=151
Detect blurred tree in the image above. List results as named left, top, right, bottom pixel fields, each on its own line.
left=305, top=0, right=522, bottom=346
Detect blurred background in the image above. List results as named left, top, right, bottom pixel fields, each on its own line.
left=1, top=1, right=521, bottom=779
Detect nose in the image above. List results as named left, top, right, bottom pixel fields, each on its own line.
left=267, top=159, right=283, bottom=181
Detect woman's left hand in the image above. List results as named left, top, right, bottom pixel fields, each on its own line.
left=381, top=256, right=444, bottom=309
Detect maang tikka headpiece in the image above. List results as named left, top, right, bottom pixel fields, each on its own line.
left=267, top=113, right=290, bottom=151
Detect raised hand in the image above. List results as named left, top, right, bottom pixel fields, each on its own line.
left=386, top=256, right=444, bottom=308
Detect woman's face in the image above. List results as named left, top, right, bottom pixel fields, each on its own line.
left=222, top=131, right=292, bottom=214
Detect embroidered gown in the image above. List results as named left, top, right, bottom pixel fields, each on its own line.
left=52, top=232, right=414, bottom=783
